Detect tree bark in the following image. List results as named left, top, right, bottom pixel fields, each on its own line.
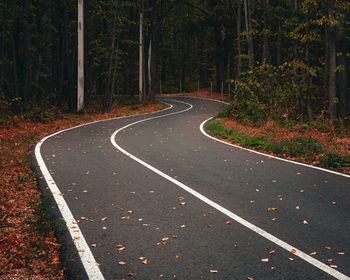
left=236, top=2, right=242, bottom=78
left=327, top=0, right=337, bottom=123
left=23, top=0, right=31, bottom=108
left=338, top=46, right=349, bottom=118
left=262, top=0, right=270, bottom=64
left=244, top=0, right=254, bottom=68
left=102, top=4, right=118, bottom=113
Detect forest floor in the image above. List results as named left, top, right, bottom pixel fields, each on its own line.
left=161, top=90, right=350, bottom=175
left=0, top=102, right=167, bottom=279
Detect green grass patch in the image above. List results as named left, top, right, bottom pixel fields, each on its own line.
left=206, top=119, right=323, bottom=160
left=319, top=152, right=350, bottom=169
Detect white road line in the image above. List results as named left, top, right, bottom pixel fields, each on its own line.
left=111, top=99, right=350, bottom=280
left=160, top=94, right=230, bottom=105
left=200, top=117, right=350, bottom=179
left=34, top=105, right=173, bottom=280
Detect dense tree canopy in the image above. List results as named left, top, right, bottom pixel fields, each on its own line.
left=0, top=0, right=349, bottom=123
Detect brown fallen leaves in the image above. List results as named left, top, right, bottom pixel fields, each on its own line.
left=0, top=102, right=166, bottom=279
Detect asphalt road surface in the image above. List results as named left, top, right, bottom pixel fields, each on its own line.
left=37, top=97, right=350, bottom=280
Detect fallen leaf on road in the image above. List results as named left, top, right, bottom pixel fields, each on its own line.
left=337, top=252, right=345, bottom=255
left=101, top=216, right=108, bottom=221
left=118, top=261, right=126, bottom=265
left=121, top=216, right=131, bottom=220
left=113, top=204, right=124, bottom=211
left=180, top=225, right=187, bottom=228
left=261, top=258, right=269, bottom=263
left=225, top=220, right=233, bottom=225
left=142, top=259, right=150, bottom=265
left=296, top=206, right=300, bottom=210
left=325, top=246, right=332, bottom=251
left=330, top=264, right=338, bottom=268
left=161, top=237, right=169, bottom=242
left=91, top=244, right=97, bottom=247
left=309, top=251, right=317, bottom=256
left=116, top=244, right=125, bottom=252
left=267, top=208, right=278, bottom=212
left=209, top=270, right=218, bottom=273
left=288, top=257, right=294, bottom=261
left=269, top=250, right=276, bottom=255
left=303, top=220, right=309, bottom=224
left=176, top=255, right=181, bottom=260
left=248, top=277, right=254, bottom=280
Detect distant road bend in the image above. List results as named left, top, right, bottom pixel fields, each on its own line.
left=37, top=97, right=350, bottom=279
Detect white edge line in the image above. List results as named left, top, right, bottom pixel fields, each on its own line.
left=171, top=95, right=350, bottom=178
left=111, top=99, right=349, bottom=280
left=200, top=117, right=350, bottom=179
left=34, top=104, right=173, bottom=280
left=159, top=94, right=230, bottom=105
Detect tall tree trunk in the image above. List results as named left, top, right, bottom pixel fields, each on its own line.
left=338, top=45, right=349, bottom=118
left=327, top=0, right=337, bottom=123
left=276, top=23, right=282, bottom=66
left=102, top=5, right=118, bottom=113
left=262, top=0, right=270, bottom=64
left=236, top=2, right=242, bottom=78
left=244, top=0, right=254, bottom=68
left=23, top=0, right=31, bottom=109
left=11, top=35, right=19, bottom=101
left=147, top=39, right=152, bottom=100
left=305, top=44, right=313, bottom=121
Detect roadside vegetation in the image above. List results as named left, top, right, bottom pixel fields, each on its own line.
left=0, top=0, right=349, bottom=277
left=0, top=102, right=167, bottom=279
left=206, top=117, right=350, bottom=172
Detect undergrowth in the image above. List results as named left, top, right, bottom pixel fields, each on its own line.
left=206, top=119, right=348, bottom=169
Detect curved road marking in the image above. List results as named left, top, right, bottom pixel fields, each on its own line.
left=34, top=104, right=173, bottom=280
left=111, top=99, right=349, bottom=280
left=200, top=117, right=350, bottom=179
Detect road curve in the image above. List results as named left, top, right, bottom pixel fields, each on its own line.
left=37, top=97, right=350, bottom=280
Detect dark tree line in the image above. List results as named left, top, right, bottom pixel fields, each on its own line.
left=0, top=0, right=349, bottom=123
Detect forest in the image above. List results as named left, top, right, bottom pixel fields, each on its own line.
left=1, top=1, right=350, bottom=278
left=0, top=0, right=349, bottom=124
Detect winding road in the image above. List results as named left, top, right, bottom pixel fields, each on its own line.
left=35, top=97, right=350, bottom=280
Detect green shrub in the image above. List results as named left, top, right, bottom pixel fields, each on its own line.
left=278, top=137, right=323, bottom=158
left=319, top=153, right=349, bottom=168
left=206, top=120, right=323, bottom=159
left=230, top=61, right=320, bottom=123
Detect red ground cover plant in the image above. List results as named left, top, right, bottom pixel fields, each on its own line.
left=0, top=102, right=166, bottom=279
